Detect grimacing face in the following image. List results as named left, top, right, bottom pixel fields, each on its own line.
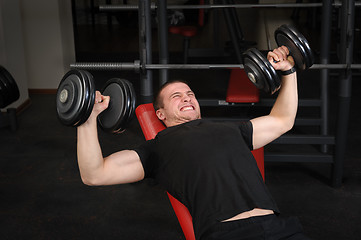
left=155, top=82, right=201, bottom=127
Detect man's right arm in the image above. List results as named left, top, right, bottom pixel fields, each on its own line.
left=77, top=92, right=145, bottom=186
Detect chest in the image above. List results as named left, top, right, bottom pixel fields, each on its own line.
left=153, top=123, right=252, bottom=178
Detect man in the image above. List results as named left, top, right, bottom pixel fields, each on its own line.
left=77, top=46, right=310, bottom=240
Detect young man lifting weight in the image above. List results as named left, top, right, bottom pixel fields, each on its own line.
left=77, top=46, right=310, bottom=240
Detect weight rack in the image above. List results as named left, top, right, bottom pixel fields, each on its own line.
left=71, top=0, right=357, bottom=187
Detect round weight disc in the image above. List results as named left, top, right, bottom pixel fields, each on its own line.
left=250, top=48, right=280, bottom=94
left=0, top=66, right=20, bottom=107
left=243, top=48, right=280, bottom=94
left=57, top=79, right=77, bottom=114
left=98, top=78, right=130, bottom=133
left=1, top=67, right=20, bottom=103
left=75, top=70, right=95, bottom=127
left=243, top=54, right=268, bottom=91
left=275, top=25, right=314, bottom=70
left=114, top=80, right=132, bottom=133
left=121, top=80, right=136, bottom=133
left=56, top=70, right=86, bottom=126
left=111, top=79, right=132, bottom=133
left=0, top=73, right=8, bottom=108
left=69, top=70, right=92, bottom=127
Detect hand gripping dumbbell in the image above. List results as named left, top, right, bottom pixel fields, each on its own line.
left=56, top=69, right=136, bottom=133
left=242, top=24, right=314, bottom=94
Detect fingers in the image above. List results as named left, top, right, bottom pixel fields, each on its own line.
left=83, top=91, right=110, bottom=124
left=275, top=46, right=289, bottom=60
left=93, top=91, right=110, bottom=114
left=94, top=91, right=103, bottom=104
left=267, top=46, right=289, bottom=62
left=267, top=46, right=294, bottom=71
left=94, top=91, right=110, bottom=105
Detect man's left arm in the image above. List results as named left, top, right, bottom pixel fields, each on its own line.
left=250, top=46, right=298, bottom=150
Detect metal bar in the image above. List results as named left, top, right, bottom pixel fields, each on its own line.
left=157, top=0, right=169, bottom=86
left=320, top=0, right=332, bottom=153
left=198, top=99, right=254, bottom=106
left=138, top=0, right=153, bottom=103
left=71, top=0, right=80, bottom=61
left=219, top=0, right=243, bottom=63
left=71, top=62, right=361, bottom=70
left=265, top=153, right=333, bottom=163
left=259, top=98, right=322, bottom=107
left=333, top=0, right=355, bottom=187
left=198, top=98, right=322, bottom=107
left=146, top=63, right=237, bottom=69
left=145, top=64, right=361, bottom=69
left=99, top=3, right=361, bottom=11
left=203, top=117, right=323, bottom=126
left=228, top=0, right=245, bottom=41
left=272, top=135, right=335, bottom=145
left=294, top=118, right=323, bottom=126
left=70, top=62, right=138, bottom=70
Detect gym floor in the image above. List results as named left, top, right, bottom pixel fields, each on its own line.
left=1, top=5, right=361, bottom=240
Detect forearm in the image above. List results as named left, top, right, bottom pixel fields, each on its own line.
left=251, top=46, right=298, bottom=149
left=77, top=116, right=105, bottom=185
left=269, top=72, right=298, bottom=132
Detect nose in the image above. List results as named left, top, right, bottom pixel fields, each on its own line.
left=182, top=94, right=191, bottom=102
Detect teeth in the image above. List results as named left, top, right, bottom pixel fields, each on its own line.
left=181, top=106, right=193, bottom=111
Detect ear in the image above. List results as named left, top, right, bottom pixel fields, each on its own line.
left=156, top=109, right=166, bottom=121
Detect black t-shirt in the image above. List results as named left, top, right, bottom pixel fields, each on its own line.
left=134, top=119, right=279, bottom=240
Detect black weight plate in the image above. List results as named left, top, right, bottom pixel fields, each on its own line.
left=275, top=24, right=314, bottom=70
left=0, top=74, right=8, bottom=108
left=242, top=54, right=268, bottom=92
left=243, top=48, right=280, bottom=94
left=250, top=48, right=280, bottom=94
left=57, top=77, right=77, bottom=114
left=71, top=70, right=88, bottom=126
left=288, top=25, right=314, bottom=69
left=75, top=70, right=95, bottom=127
left=0, top=66, right=20, bottom=107
left=120, top=80, right=136, bottom=133
left=98, top=78, right=130, bottom=133
left=71, top=70, right=92, bottom=127
left=80, top=70, right=95, bottom=126
left=98, top=79, right=129, bottom=133
left=112, top=79, right=132, bottom=133
left=56, top=71, right=81, bottom=125
left=0, top=66, right=20, bottom=103
left=125, top=80, right=136, bottom=118
left=115, top=80, right=132, bottom=133
left=56, top=70, right=86, bottom=126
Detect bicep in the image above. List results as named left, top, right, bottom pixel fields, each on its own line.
left=250, top=115, right=286, bottom=150
left=100, top=150, right=145, bottom=185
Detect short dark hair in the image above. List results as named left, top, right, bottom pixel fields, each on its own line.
left=153, top=79, right=190, bottom=111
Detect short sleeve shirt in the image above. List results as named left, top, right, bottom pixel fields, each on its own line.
left=134, top=119, right=279, bottom=240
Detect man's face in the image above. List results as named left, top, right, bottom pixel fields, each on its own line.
left=156, top=82, right=201, bottom=127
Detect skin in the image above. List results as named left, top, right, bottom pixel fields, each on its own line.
left=76, top=46, right=296, bottom=220
left=155, top=82, right=201, bottom=127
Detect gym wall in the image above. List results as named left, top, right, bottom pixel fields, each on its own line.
left=0, top=0, right=75, bottom=110
left=20, top=0, right=75, bottom=91
left=0, top=0, right=29, bottom=110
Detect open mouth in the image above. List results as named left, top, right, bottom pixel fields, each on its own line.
left=180, top=105, right=195, bottom=112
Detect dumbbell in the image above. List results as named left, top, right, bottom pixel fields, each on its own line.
left=242, top=24, right=314, bottom=94
left=56, top=69, right=136, bottom=133
left=0, top=66, right=20, bottom=109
